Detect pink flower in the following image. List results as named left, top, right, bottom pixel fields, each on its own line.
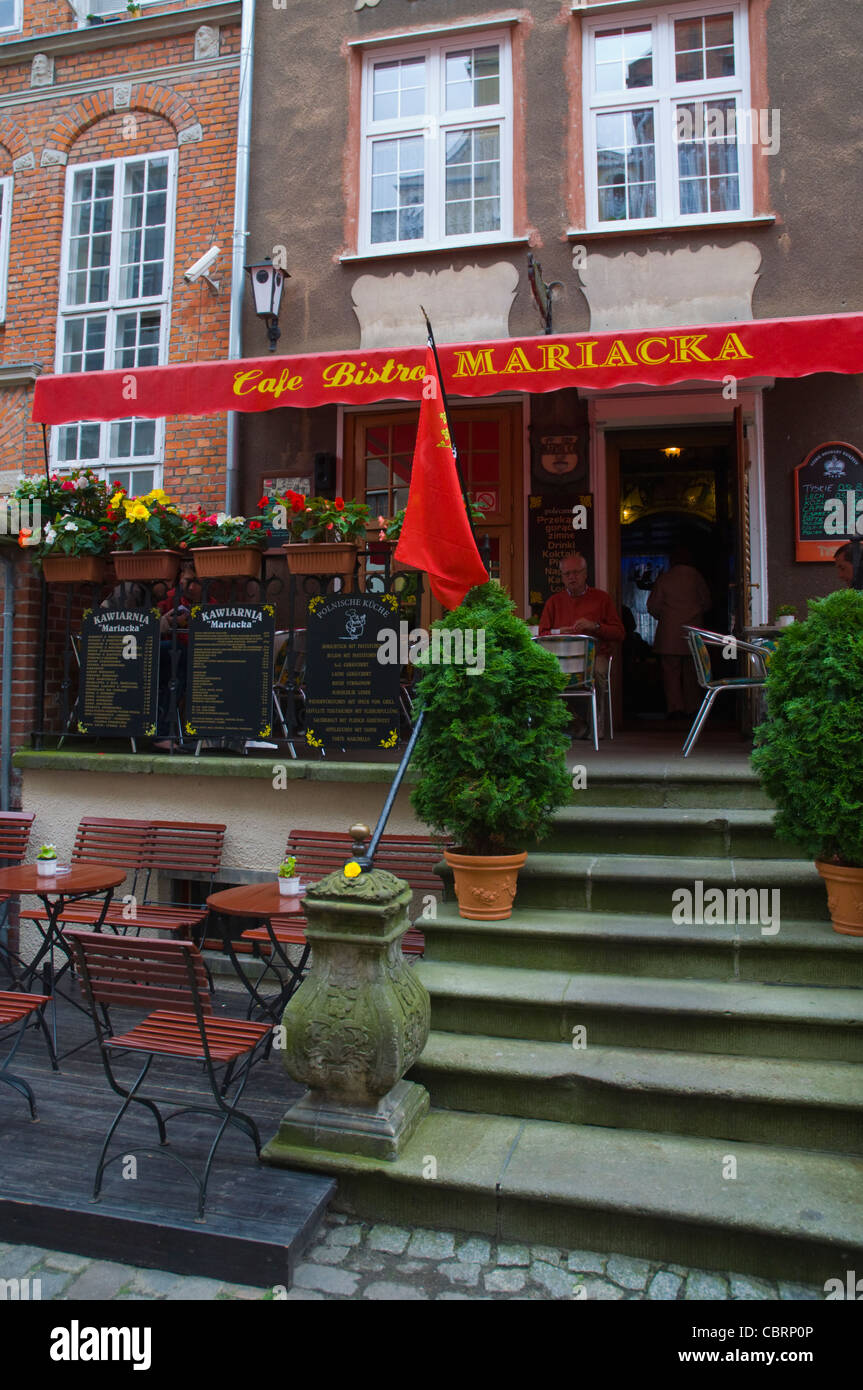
left=206, top=514, right=218, bottom=525
left=61, top=479, right=74, bottom=491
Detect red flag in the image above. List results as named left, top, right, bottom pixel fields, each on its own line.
left=395, top=346, right=488, bottom=609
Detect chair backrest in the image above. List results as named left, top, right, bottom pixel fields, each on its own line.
left=72, top=817, right=152, bottom=874
left=67, top=930, right=212, bottom=1018
left=536, top=635, right=596, bottom=689
left=285, top=829, right=448, bottom=904
left=683, top=626, right=715, bottom=689
left=145, top=820, right=226, bottom=903
left=0, top=811, right=35, bottom=868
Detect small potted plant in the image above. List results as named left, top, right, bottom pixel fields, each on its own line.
left=109, top=487, right=185, bottom=581
left=36, top=843, right=58, bottom=877
left=127, top=0, right=143, bottom=15
left=775, top=604, right=796, bottom=628
left=410, top=582, right=572, bottom=919
left=182, top=508, right=268, bottom=577
left=752, top=589, right=863, bottom=935
left=277, top=856, right=301, bottom=895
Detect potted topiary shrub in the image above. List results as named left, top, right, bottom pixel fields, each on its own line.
left=410, top=582, right=572, bottom=920
left=752, top=588, right=863, bottom=935
left=775, top=603, right=796, bottom=627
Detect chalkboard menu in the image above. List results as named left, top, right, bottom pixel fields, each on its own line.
left=304, top=593, right=400, bottom=750
left=794, top=442, right=863, bottom=561
left=527, top=493, right=595, bottom=620
left=185, top=604, right=275, bottom=739
left=78, top=608, right=159, bottom=738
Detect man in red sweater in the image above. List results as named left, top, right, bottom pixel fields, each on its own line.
left=539, top=553, right=625, bottom=736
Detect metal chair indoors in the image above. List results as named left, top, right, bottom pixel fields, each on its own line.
left=68, top=931, right=271, bottom=1218
left=536, top=634, right=601, bottom=750
left=682, top=626, right=769, bottom=757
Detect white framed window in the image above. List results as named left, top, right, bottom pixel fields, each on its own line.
left=359, top=29, right=513, bottom=255
left=0, top=0, right=21, bottom=35
left=583, top=2, right=752, bottom=230
left=0, top=178, right=13, bottom=324
left=53, top=152, right=176, bottom=494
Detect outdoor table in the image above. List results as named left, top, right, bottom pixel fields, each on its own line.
left=0, top=863, right=126, bottom=1058
left=206, top=882, right=309, bottom=1023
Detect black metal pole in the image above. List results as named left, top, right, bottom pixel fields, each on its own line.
left=40, top=423, right=54, bottom=522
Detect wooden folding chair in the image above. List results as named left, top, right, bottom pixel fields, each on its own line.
left=0, top=811, right=35, bottom=984
left=0, top=991, right=52, bottom=1118
left=67, top=931, right=270, bottom=1218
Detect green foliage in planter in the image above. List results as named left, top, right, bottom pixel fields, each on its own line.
left=410, top=582, right=572, bottom=856
left=752, top=589, right=863, bottom=865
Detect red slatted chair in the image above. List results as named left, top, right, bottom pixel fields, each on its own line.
left=239, top=828, right=448, bottom=966
left=22, top=818, right=151, bottom=935
left=67, top=931, right=269, bottom=1218
left=0, top=991, right=51, bottom=1118
left=0, top=810, right=36, bottom=933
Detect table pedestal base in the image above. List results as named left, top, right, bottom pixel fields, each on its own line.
left=266, top=1078, right=429, bottom=1162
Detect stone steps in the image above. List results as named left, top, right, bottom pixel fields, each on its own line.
left=502, top=852, right=829, bottom=918
left=263, top=1108, right=863, bottom=1286
left=410, top=1031, right=863, bottom=1154
left=414, top=960, right=863, bottom=1061
left=540, top=806, right=792, bottom=859
left=421, top=906, right=860, bottom=986
left=571, top=766, right=772, bottom=811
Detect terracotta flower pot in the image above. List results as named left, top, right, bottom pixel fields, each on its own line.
left=283, top=541, right=358, bottom=576
left=443, top=848, right=528, bottom=921
left=42, top=555, right=106, bottom=584
left=815, top=860, right=863, bottom=936
left=191, top=545, right=263, bottom=578
left=111, top=549, right=181, bottom=582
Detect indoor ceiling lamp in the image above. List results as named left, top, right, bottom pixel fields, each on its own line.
left=245, top=255, right=288, bottom=352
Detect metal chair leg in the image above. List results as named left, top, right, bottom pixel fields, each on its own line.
left=682, top=688, right=719, bottom=756
left=591, top=690, right=599, bottom=751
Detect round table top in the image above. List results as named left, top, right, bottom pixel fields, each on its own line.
left=0, top=863, right=126, bottom=895
left=207, top=881, right=304, bottom=918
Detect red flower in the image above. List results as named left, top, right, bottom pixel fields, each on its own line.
left=258, top=494, right=269, bottom=510
left=326, top=521, right=334, bottom=530
left=291, top=499, right=305, bottom=514
left=61, top=479, right=74, bottom=491
left=249, top=519, right=262, bottom=530
left=334, top=497, right=345, bottom=510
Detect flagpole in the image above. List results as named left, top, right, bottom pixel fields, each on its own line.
left=419, top=306, right=479, bottom=548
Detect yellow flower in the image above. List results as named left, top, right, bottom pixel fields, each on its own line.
left=343, top=861, right=362, bottom=879
left=129, top=502, right=150, bottom=521
left=110, top=492, right=124, bottom=509
left=144, top=488, right=168, bottom=504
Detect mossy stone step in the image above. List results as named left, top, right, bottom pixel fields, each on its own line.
left=262, top=1107, right=863, bottom=1285
left=415, top=960, right=863, bottom=1061
left=410, top=1031, right=863, bottom=1153
left=541, top=806, right=792, bottom=859
left=568, top=764, right=772, bottom=811
left=420, top=907, right=863, bottom=987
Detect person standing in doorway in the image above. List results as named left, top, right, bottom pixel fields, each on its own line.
left=539, top=553, right=625, bottom=736
left=646, top=546, right=712, bottom=719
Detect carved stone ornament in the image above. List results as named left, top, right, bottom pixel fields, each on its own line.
left=113, top=83, right=132, bottom=110
left=194, top=24, right=220, bottom=60
left=265, top=866, right=431, bottom=1160
left=30, top=54, right=54, bottom=88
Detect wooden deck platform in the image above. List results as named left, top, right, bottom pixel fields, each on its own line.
left=0, top=985, right=334, bottom=1289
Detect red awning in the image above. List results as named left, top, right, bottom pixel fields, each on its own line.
left=32, top=312, right=863, bottom=425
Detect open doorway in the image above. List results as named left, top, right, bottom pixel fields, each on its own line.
left=606, top=425, right=740, bottom=733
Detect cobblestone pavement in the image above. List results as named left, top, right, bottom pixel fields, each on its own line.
left=0, top=1217, right=824, bottom=1301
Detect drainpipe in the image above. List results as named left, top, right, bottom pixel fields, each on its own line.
left=1, top=550, right=14, bottom=811
left=225, top=0, right=255, bottom=513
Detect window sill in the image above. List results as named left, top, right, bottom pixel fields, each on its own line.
left=568, top=216, right=776, bottom=242
left=341, top=236, right=531, bottom=266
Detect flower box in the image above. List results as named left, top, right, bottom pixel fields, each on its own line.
left=111, top=549, right=181, bottom=582
left=191, top=545, right=263, bottom=578
left=42, top=555, right=107, bottom=585
left=283, top=542, right=357, bottom=576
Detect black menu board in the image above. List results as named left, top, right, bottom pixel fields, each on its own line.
left=185, top=603, right=275, bottom=739
left=303, top=593, right=400, bottom=750
left=794, top=442, right=863, bottom=561
left=78, top=608, right=159, bottom=738
left=528, top=493, right=595, bottom=620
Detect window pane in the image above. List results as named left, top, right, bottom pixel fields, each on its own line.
left=445, top=127, right=500, bottom=236
left=66, top=167, right=114, bottom=306
left=0, top=1, right=17, bottom=29
left=373, top=58, right=425, bottom=121
left=370, top=137, right=424, bottom=244
left=676, top=13, right=735, bottom=82
left=595, top=26, right=652, bottom=92
left=676, top=100, right=739, bottom=213
left=120, top=159, right=167, bottom=299
left=446, top=46, right=500, bottom=110
left=596, top=108, right=654, bottom=220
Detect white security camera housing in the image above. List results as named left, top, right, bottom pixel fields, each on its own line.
left=183, top=246, right=220, bottom=283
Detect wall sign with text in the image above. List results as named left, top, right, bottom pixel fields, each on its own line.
left=185, top=604, right=275, bottom=739
left=78, top=608, right=159, bottom=738
left=304, top=593, right=401, bottom=750
left=527, top=493, right=595, bottom=619
left=794, top=441, right=863, bottom=561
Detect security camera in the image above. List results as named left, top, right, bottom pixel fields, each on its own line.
left=183, top=246, right=220, bottom=284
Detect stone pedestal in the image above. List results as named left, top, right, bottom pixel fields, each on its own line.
left=263, top=866, right=430, bottom=1162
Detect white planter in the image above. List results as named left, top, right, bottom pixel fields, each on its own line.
left=776, top=615, right=796, bottom=628
left=36, top=860, right=58, bottom=877
left=278, top=876, right=301, bottom=895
